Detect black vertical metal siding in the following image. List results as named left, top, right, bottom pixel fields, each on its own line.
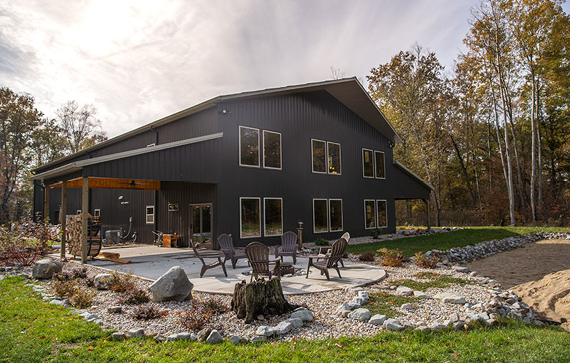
left=393, top=167, right=431, bottom=200
left=217, top=91, right=396, bottom=247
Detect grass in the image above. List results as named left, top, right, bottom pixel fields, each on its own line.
left=1, top=277, right=570, bottom=362
left=347, top=226, right=570, bottom=256
left=367, top=292, right=418, bottom=318
left=391, top=273, right=472, bottom=292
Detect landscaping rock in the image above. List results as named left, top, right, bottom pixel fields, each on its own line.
left=111, top=332, right=126, bottom=341
left=197, top=328, right=212, bottom=342
left=434, top=293, right=466, bottom=304
left=401, top=303, right=413, bottom=311
left=250, top=336, right=266, bottom=343
left=274, top=321, right=294, bottom=335
left=449, top=312, right=460, bottom=322
left=167, top=332, right=194, bottom=341
left=350, top=297, right=366, bottom=306
left=291, top=308, right=313, bottom=322
left=148, top=266, right=193, bottom=302
left=357, top=291, right=370, bottom=301
left=256, top=326, right=274, bottom=337
left=347, top=308, right=371, bottom=322
left=287, top=318, right=304, bottom=329
left=384, top=318, right=404, bottom=331
left=107, top=306, right=122, bottom=314
left=452, top=321, right=465, bottom=330
left=127, top=328, right=145, bottom=338
left=395, top=286, right=413, bottom=296
left=369, top=314, right=387, bottom=326
left=228, top=335, right=240, bottom=345
left=429, top=322, right=446, bottom=330
left=206, top=330, right=223, bottom=344
left=451, top=266, right=470, bottom=273
left=49, top=299, right=65, bottom=306
left=32, top=259, right=63, bottom=279
left=413, top=291, right=428, bottom=298
left=94, top=274, right=115, bottom=290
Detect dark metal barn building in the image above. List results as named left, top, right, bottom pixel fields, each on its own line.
left=32, top=78, right=432, bottom=256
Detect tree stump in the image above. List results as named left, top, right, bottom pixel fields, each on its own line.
left=231, top=277, right=297, bottom=323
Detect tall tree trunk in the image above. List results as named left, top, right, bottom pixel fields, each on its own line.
left=530, top=70, right=538, bottom=221
left=450, top=133, right=477, bottom=208
left=536, top=78, right=544, bottom=210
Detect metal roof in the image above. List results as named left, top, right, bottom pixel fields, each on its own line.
left=32, top=133, right=223, bottom=181
left=34, top=77, right=401, bottom=173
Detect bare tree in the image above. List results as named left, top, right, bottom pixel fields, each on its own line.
left=56, top=101, right=107, bottom=155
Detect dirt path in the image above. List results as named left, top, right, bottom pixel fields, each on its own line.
left=465, top=239, right=570, bottom=289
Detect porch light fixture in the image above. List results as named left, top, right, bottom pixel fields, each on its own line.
left=130, top=180, right=136, bottom=189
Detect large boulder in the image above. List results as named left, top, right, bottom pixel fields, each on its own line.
left=149, top=266, right=193, bottom=302
left=32, top=259, right=63, bottom=279
left=94, top=273, right=115, bottom=290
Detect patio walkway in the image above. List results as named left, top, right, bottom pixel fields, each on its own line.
left=63, top=245, right=386, bottom=295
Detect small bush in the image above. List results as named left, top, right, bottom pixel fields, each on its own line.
left=69, top=288, right=95, bottom=308
left=358, top=252, right=377, bottom=262
left=52, top=280, right=78, bottom=298
left=118, top=288, right=150, bottom=305
left=109, top=270, right=136, bottom=293
left=84, top=277, right=95, bottom=288
left=370, top=229, right=381, bottom=239
left=203, top=298, right=228, bottom=314
left=132, top=305, right=164, bottom=320
left=377, top=248, right=405, bottom=267
left=179, top=304, right=214, bottom=331
left=314, top=238, right=330, bottom=246
left=54, top=271, right=73, bottom=281
left=71, top=267, right=88, bottom=279
left=414, top=251, right=439, bottom=269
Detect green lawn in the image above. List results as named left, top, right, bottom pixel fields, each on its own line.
left=347, top=226, right=570, bottom=256
left=1, top=276, right=570, bottom=362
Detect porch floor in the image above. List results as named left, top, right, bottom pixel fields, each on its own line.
left=59, top=245, right=386, bottom=295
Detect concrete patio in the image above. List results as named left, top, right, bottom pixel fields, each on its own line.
left=61, top=245, right=386, bottom=295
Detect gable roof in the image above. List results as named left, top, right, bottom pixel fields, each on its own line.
left=34, top=77, right=402, bottom=173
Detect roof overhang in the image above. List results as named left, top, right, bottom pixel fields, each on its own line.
left=393, top=160, right=434, bottom=192
left=32, top=132, right=223, bottom=181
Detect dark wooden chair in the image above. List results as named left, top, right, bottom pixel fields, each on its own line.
left=306, top=237, right=348, bottom=280
left=316, top=232, right=350, bottom=268
left=191, top=240, right=228, bottom=278
left=274, top=231, right=298, bottom=265
left=218, top=234, right=247, bottom=269
left=245, top=242, right=281, bottom=282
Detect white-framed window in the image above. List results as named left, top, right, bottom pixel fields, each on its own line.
left=93, top=209, right=101, bottom=218
left=239, top=126, right=260, bottom=167
left=311, top=139, right=327, bottom=174
left=263, top=130, right=282, bottom=170
left=146, top=205, right=155, bottom=224
left=264, top=197, right=283, bottom=236
left=240, top=197, right=261, bottom=238
left=364, top=200, right=376, bottom=229
left=375, top=151, right=385, bottom=179
left=327, top=142, right=341, bottom=175
left=329, top=199, right=343, bottom=232
left=362, top=148, right=374, bottom=178
left=376, top=200, right=387, bottom=228
left=313, top=199, right=328, bottom=233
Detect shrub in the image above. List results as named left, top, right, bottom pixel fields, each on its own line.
left=0, top=226, right=42, bottom=266
left=370, top=229, right=381, bottom=239
left=314, top=238, right=330, bottom=246
left=132, top=305, right=164, bottom=320
left=84, top=277, right=95, bottom=288
left=71, top=267, right=88, bottom=279
left=414, top=251, right=440, bottom=269
left=179, top=304, right=214, bottom=331
left=203, top=298, right=228, bottom=314
left=109, top=270, right=136, bottom=293
left=52, top=280, right=78, bottom=298
left=358, top=252, right=377, bottom=262
left=69, top=288, right=95, bottom=308
left=54, top=271, right=73, bottom=281
left=377, top=248, right=405, bottom=267
left=118, top=288, right=150, bottom=305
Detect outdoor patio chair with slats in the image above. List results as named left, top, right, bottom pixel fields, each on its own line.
left=217, top=234, right=247, bottom=269
left=191, top=240, right=228, bottom=278
left=306, top=237, right=348, bottom=281
left=245, top=242, right=281, bottom=282
left=274, top=231, right=298, bottom=265
left=316, top=232, right=350, bottom=268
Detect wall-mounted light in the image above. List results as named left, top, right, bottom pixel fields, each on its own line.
left=130, top=180, right=136, bottom=189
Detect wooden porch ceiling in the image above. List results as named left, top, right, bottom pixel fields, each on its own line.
left=49, top=177, right=161, bottom=190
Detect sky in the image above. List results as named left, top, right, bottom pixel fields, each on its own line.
left=2, top=0, right=569, bottom=138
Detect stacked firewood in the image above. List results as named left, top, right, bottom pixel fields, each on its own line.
left=67, top=214, right=84, bottom=256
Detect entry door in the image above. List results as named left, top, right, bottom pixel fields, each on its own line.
left=190, top=203, right=213, bottom=247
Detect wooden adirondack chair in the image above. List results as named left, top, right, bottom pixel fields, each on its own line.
left=274, top=231, right=298, bottom=265
left=245, top=242, right=281, bottom=282
left=191, top=240, right=228, bottom=278
left=218, top=234, right=247, bottom=269
left=306, top=237, right=348, bottom=280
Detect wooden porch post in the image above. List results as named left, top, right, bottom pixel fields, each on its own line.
left=60, top=181, right=67, bottom=260
left=81, top=177, right=89, bottom=264
left=44, top=186, right=50, bottom=222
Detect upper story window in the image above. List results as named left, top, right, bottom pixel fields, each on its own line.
left=362, top=149, right=374, bottom=178
left=328, top=142, right=341, bottom=175
left=263, top=131, right=282, bottom=169
left=239, top=126, right=259, bottom=167
left=312, top=139, right=341, bottom=175
left=362, top=148, right=386, bottom=179
left=375, top=151, right=385, bottom=179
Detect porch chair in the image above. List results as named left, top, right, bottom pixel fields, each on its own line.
left=316, top=232, right=350, bottom=268
left=190, top=240, right=228, bottom=278
left=245, top=242, right=281, bottom=282
left=306, top=237, right=348, bottom=281
left=217, top=234, right=247, bottom=269
left=274, top=231, right=298, bottom=265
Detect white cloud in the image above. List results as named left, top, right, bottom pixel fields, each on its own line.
left=1, top=0, right=567, bottom=138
